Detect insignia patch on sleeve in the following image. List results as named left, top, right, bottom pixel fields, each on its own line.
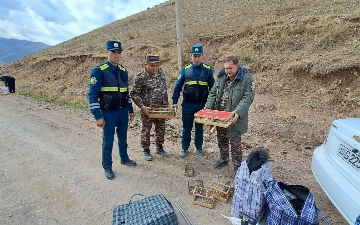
left=251, top=82, right=255, bottom=91
left=90, top=77, right=97, bottom=84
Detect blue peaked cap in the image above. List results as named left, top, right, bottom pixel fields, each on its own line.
left=106, top=40, right=123, bottom=51
left=191, top=44, right=203, bottom=55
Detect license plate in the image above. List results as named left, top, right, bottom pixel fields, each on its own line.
left=337, top=144, right=360, bottom=172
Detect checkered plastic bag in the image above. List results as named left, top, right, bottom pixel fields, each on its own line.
left=264, top=180, right=330, bottom=225
left=231, top=160, right=272, bottom=224
left=112, top=194, right=179, bottom=225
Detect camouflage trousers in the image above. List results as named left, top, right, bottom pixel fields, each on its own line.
left=216, top=127, right=242, bottom=169
left=140, top=114, right=166, bottom=150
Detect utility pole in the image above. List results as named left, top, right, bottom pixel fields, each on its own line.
left=175, top=0, right=184, bottom=71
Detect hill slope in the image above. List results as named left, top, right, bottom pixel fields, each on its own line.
left=0, top=0, right=359, bottom=223
left=0, top=0, right=358, bottom=106
left=0, top=37, right=50, bottom=65
left=0, top=0, right=358, bottom=149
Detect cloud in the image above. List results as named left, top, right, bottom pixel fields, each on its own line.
left=0, top=0, right=167, bottom=45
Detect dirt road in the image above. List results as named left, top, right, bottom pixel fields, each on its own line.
left=0, top=94, right=235, bottom=225
left=0, top=94, right=346, bottom=225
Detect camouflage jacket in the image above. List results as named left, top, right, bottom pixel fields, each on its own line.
left=130, top=68, right=169, bottom=108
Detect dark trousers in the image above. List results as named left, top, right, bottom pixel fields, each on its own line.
left=102, top=108, right=129, bottom=170
left=181, top=101, right=205, bottom=151
left=7, top=77, right=15, bottom=93
left=140, top=114, right=166, bottom=150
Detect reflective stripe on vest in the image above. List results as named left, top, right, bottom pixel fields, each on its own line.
left=118, top=65, right=126, bottom=71
left=99, top=64, right=109, bottom=70
left=184, top=63, right=209, bottom=86
left=184, top=64, right=192, bottom=69
left=203, top=63, right=211, bottom=69
left=99, top=63, right=125, bottom=72
left=184, top=81, right=208, bottom=85
left=101, top=87, right=128, bottom=92
left=184, top=63, right=210, bottom=70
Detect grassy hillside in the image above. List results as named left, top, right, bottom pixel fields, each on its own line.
left=0, top=0, right=359, bottom=117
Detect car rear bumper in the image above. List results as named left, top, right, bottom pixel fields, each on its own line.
left=312, top=144, right=360, bottom=224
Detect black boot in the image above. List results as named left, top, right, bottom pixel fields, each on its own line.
left=156, top=145, right=168, bottom=157
left=143, top=149, right=153, bottom=161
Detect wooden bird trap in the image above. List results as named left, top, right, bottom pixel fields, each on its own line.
left=192, top=187, right=215, bottom=209
left=209, top=181, right=232, bottom=203
left=184, top=163, right=194, bottom=177
left=187, top=180, right=204, bottom=194
left=225, top=181, right=234, bottom=197
left=194, top=109, right=233, bottom=128
left=148, top=104, right=176, bottom=119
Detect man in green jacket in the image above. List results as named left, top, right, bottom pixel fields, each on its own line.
left=205, top=56, right=255, bottom=171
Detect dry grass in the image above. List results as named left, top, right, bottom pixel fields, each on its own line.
left=0, top=2, right=359, bottom=223
left=0, top=0, right=359, bottom=113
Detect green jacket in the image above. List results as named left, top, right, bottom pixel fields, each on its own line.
left=205, top=66, right=255, bottom=137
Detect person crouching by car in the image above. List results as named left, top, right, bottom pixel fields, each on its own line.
left=0, top=76, right=16, bottom=93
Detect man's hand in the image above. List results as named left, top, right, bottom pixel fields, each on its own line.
left=129, top=113, right=135, bottom=121
left=231, top=111, right=240, bottom=124
left=141, top=106, right=150, bottom=116
left=96, top=118, right=105, bottom=128
left=172, top=104, right=178, bottom=112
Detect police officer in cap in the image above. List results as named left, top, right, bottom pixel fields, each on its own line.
left=88, top=40, right=137, bottom=180
left=172, top=44, right=215, bottom=157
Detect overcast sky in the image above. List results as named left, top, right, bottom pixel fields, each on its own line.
left=0, top=0, right=168, bottom=46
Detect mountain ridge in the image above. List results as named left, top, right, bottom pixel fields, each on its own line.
left=0, top=37, right=50, bottom=65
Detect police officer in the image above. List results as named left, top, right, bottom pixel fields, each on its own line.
left=172, top=44, right=215, bottom=157
left=131, top=54, right=169, bottom=161
left=205, top=56, right=255, bottom=171
left=88, top=40, right=137, bottom=180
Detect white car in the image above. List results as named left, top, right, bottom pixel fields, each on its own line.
left=312, top=118, right=360, bottom=224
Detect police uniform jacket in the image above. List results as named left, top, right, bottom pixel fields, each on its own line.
left=172, top=62, right=215, bottom=104
left=88, top=61, right=134, bottom=120
left=205, top=66, right=255, bottom=137
left=130, top=68, right=168, bottom=108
